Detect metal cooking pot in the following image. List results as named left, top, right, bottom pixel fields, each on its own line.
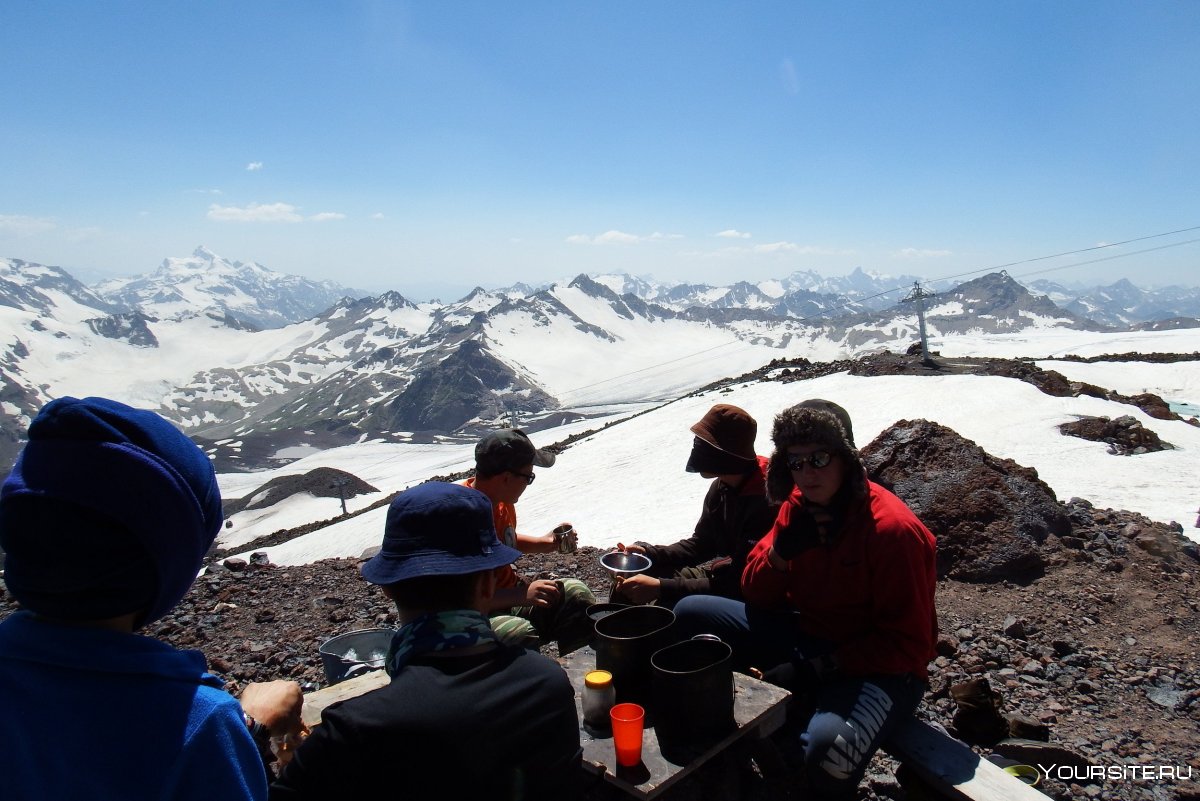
left=650, top=635, right=735, bottom=746
left=593, top=604, right=676, bottom=704
left=586, top=602, right=630, bottom=647
left=586, top=602, right=630, bottom=623
left=318, top=627, right=395, bottom=685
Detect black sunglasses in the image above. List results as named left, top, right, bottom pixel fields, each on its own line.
left=785, top=450, right=833, bottom=471
left=508, top=469, right=536, bottom=485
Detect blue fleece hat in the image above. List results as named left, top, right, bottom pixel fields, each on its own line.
left=0, top=396, right=223, bottom=626
left=361, top=482, right=520, bottom=586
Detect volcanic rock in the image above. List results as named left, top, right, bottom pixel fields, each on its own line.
left=222, top=466, right=378, bottom=516
left=1059, top=414, right=1172, bottom=455
left=861, top=419, right=1069, bottom=581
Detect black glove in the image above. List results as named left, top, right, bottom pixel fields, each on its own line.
left=771, top=508, right=824, bottom=560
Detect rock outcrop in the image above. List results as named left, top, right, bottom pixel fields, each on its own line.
left=861, top=419, right=1070, bottom=581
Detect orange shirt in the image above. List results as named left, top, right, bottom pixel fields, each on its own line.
left=461, top=477, right=519, bottom=589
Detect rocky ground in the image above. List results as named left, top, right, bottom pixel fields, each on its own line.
left=6, top=524, right=1192, bottom=800
left=2, top=351, right=1198, bottom=800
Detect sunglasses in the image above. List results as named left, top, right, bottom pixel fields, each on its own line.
left=785, top=450, right=834, bottom=471
left=508, top=469, right=536, bottom=485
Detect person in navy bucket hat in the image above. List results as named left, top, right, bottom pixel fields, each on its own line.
left=0, top=396, right=302, bottom=801
left=274, top=482, right=583, bottom=798
left=361, top=481, right=521, bottom=585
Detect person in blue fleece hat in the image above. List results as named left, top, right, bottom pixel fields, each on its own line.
left=0, top=396, right=303, bottom=801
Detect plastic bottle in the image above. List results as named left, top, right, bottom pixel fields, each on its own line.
left=582, top=669, right=616, bottom=731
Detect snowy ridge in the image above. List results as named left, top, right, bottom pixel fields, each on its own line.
left=95, top=246, right=358, bottom=330
left=220, top=327, right=1200, bottom=566
left=2, top=249, right=1198, bottom=473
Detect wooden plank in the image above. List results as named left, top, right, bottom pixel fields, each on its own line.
left=884, top=719, right=1050, bottom=801
left=300, top=669, right=389, bottom=728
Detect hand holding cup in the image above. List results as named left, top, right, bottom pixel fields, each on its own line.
left=553, top=523, right=578, bottom=553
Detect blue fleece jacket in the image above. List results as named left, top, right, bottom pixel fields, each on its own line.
left=0, top=611, right=266, bottom=801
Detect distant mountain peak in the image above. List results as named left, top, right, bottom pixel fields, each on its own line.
left=94, top=247, right=358, bottom=329
left=568, top=274, right=624, bottom=303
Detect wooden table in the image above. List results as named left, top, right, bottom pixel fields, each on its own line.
left=560, top=647, right=791, bottom=800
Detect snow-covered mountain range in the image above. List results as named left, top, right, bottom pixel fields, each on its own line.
left=93, top=246, right=357, bottom=330
left=1027, top=278, right=1200, bottom=329
left=1, top=248, right=1196, bottom=473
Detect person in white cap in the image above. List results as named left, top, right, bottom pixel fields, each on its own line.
left=462, top=429, right=596, bottom=653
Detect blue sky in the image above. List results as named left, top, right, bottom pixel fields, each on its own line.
left=3, top=2, right=1198, bottom=299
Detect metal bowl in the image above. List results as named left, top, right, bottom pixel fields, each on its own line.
left=600, top=550, right=652, bottom=577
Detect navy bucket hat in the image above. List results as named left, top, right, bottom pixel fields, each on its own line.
left=361, top=482, right=520, bottom=586
left=0, top=396, right=223, bottom=626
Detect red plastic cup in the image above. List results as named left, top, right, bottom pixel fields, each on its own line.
left=609, top=702, right=645, bottom=767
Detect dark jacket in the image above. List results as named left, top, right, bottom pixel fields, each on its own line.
left=641, top=456, right=776, bottom=605
left=271, top=643, right=581, bottom=800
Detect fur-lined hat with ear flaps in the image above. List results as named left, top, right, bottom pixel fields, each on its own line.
left=766, top=399, right=867, bottom=504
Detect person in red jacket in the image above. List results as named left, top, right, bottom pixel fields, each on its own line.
left=673, top=399, right=937, bottom=799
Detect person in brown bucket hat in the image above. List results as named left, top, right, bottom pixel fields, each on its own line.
left=614, top=403, right=777, bottom=607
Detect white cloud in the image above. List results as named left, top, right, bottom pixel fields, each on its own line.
left=566, top=230, right=682, bottom=245
left=246, top=162, right=263, bottom=171
left=0, top=215, right=56, bottom=236
left=716, top=229, right=751, bottom=239
left=753, top=241, right=800, bottom=254
left=207, top=202, right=303, bottom=223
left=894, top=247, right=952, bottom=259
left=309, top=212, right=346, bottom=222
left=692, top=242, right=856, bottom=259
left=752, top=242, right=856, bottom=257
left=371, top=212, right=386, bottom=220
left=596, top=230, right=641, bottom=244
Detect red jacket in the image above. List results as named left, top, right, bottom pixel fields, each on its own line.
left=741, top=481, right=938, bottom=680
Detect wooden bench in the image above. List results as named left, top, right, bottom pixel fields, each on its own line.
left=300, top=669, right=389, bottom=729
left=884, top=718, right=1051, bottom=800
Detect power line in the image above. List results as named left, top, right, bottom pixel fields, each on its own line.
left=553, top=225, right=1200, bottom=401
left=1008, top=237, right=1200, bottom=280
left=557, top=340, right=743, bottom=399
left=927, top=224, right=1200, bottom=287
